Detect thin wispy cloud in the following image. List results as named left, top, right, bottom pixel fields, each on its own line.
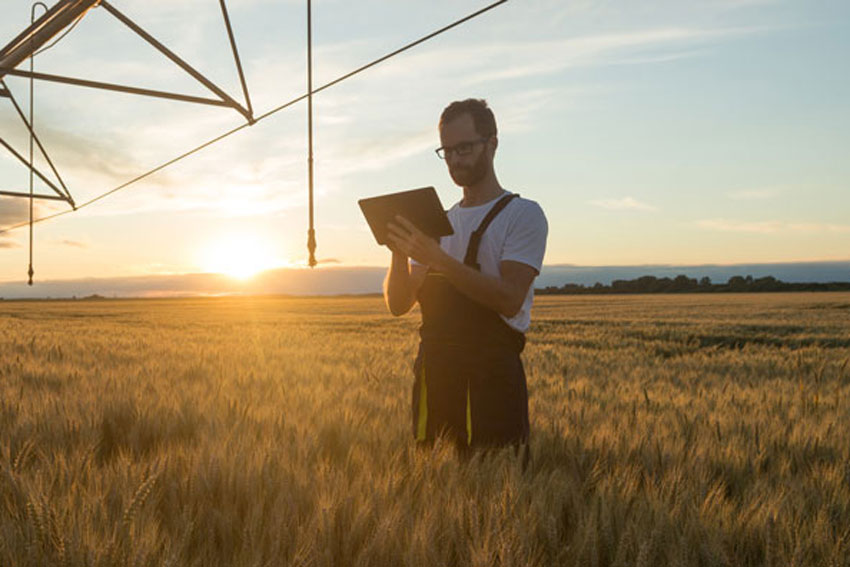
left=788, top=223, right=850, bottom=234
left=0, top=111, right=166, bottom=194
left=606, top=48, right=711, bottom=67
left=6, top=111, right=307, bottom=220
left=727, top=189, right=776, bottom=200
left=698, top=219, right=850, bottom=234
left=312, top=22, right=761, bottom=97
left=463, top=26, right=762, bottom=85
left=81, top=178, right=306, bottom=219
left=59, top=239, right=87, bottom=249
left=590, top=197, right=657, bottom=211
left=698, top=219, right=781, bottom=233
left=499, top=88, right=572, bottom=133
left=525, top=0, right=787, bottom=29
left=0, top=197, right=35, bottom=225
left=325, top=127, right=435, bottom=177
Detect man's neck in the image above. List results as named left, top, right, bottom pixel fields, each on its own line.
left=460, top=177, right=505, bottom=207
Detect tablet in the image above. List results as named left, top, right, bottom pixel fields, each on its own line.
left=358, top=186, right=454, bottom=246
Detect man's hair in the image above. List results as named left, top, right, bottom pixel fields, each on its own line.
left=439, top=98, right=497, bottom=138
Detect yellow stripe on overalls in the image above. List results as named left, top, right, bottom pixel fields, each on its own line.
left=416, top=353, right=473, bottom=445
left=466, top=383, right=472, bottom=445
left=416, top=357, right=428, bottom=441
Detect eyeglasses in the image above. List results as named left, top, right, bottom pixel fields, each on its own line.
left=435, top=137, right=490, bottom=160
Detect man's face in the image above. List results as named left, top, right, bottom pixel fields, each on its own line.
left=439, top=114, right=493, bottom=188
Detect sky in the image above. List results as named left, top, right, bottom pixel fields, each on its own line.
left=1, top=0, right=849, bottom=287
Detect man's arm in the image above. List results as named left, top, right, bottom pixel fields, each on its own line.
left=383, top=251, right=427, bottom=316
left=387, top=217, right=536, bottom=318
left=436, top=257, right=536, bottom=318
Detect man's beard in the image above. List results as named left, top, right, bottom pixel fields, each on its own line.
left=449, top=150, right=489, bottom=187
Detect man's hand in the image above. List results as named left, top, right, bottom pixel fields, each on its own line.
left=386, top=216, right=449, bottom=269
left=388, top=216, right=536, bottom=318
left=383, top=223, right=428, bottom=316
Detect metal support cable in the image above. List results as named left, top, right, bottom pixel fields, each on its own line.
left=0, top=0, right=509, bottom=239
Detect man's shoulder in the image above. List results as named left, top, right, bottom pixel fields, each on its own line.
left=505, top=194, right=547, bottom=223
left=446, top=192, right=546, bottom=224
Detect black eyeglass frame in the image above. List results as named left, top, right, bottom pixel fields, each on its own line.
left=434, top=136, right=491, bottom=160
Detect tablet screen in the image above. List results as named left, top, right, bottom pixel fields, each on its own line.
left=358, top=187, right=454, bottom=245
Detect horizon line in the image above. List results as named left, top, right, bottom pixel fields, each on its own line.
left=1, top=258, right=849, bottom=286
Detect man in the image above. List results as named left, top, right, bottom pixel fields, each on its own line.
left=384, top=98, right=547, bottom=452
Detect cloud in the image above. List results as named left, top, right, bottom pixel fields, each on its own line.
left=0, top=108, right=164, bottom=194
left=697, top=219, right=781, bottom=233
left=606, top=48, right=711, bottom=67
left=521, top=0, right=786, bottom=31
left=17, top=119, right=308, bottom=220
left=59, top=239, right=87, bottom=248
left=460, top=26, right=761, bottom=85
left=787, top=223, right=850, bottom=234
left=0, top=197, right=34, bottom=225
left=498, top=88, right=574, bottom=133
left=327, top=128, right=434, bottom=176
left=0, top=237, right=19, bottom=248
left=698, top=219, right=850, bottom=234
left=726, top=189, right=776, bottom=200
left=589, top=197, right=657, bottom=211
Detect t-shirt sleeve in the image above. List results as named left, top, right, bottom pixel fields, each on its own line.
left=501, top=201, right=548, bottom=273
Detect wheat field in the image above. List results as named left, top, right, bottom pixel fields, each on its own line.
left=1, top=292, right=849, bottom=566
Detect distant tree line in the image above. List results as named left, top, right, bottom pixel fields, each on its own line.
left=537, top=275, right=850, bottom=295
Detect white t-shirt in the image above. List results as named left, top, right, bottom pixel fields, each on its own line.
left=415, top=192, right=548, bottom=332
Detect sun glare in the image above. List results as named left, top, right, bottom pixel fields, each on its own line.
left=200, top=232, right=280, bottom=280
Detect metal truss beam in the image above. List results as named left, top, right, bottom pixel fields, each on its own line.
left=0, top=0, right=100, bottom=78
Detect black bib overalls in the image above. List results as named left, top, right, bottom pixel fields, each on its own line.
left=411, top=194, right=530, bottom=449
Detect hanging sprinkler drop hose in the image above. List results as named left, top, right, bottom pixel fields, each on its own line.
left=306, top=0, right=317, bottom=268
left=28, top=2, right=49, bottom=285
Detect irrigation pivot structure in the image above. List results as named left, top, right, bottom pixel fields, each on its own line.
left=0, top=0, right=254, bottom=283
left=0, top=0, right=510, bottom=283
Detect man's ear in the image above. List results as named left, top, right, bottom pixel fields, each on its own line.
left=491, top=135, right=498, bottom=153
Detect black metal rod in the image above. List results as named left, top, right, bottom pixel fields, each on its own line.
left=0, top=190, right=68, bottom=201
left=98, top=0, right=251, bottom=122
left=0, top=137, right=71, bottom=202
left=0, top=0, right=98, bottom=77
left=2, top=79, right=73, bottom=204
left=1, top=1, right=66, bottom=65
left=306, top=0, right=316, bottom=268
left=218, top=0, right=253, bottom=122
left=1, top=68, right=235, bottom=108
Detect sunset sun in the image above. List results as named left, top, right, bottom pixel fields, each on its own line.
left=200, top=232, right=279, bottom=279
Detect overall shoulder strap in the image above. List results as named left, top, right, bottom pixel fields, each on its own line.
left=463, top=193, right=519, bottom=270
